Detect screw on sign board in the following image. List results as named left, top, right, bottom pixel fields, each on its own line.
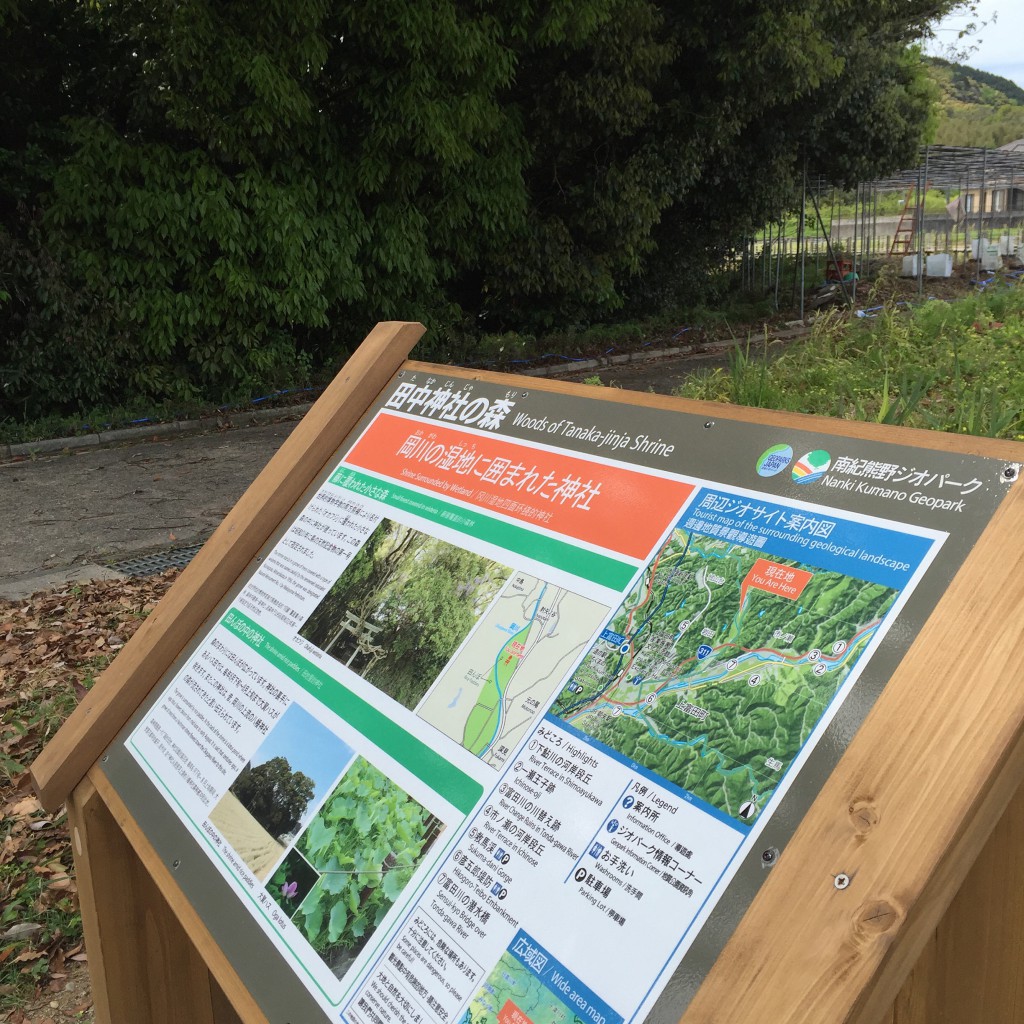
left=32, top=322, right=1024, bottom=1024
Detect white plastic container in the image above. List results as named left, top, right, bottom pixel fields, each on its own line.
left=926, top=253, right=953, bottom=278
left=999, top=235, right=1014, bottom=256
left=981, top=244, right=1001, bottom=271
left=901, top=254, right=920, bottom=277
left=971, top=238, right=991, bottom=259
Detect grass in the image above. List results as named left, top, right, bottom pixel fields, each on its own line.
left=675, top=282, right=1024, bottom=439
left=1, top=294, right=778, bottom=447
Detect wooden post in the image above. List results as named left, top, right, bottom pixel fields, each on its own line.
left=883, top=783, right=1024, bottom=1023
left=70, top=779, right=222, bottom=1024
left=32, top=321, right=424, bottom=811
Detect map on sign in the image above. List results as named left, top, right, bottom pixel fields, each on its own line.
left=460, top=952, right=568, bottom=1024
left=549, top=525, right=898, bottom=824
left=460, top=932, right=621, bottom=1024
left=419, top=574, right=607, bottom=770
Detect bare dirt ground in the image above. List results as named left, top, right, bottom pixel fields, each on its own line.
left=1, top=573, right=183, bottom=1023
left=0, top=963, right=94, bottom=1024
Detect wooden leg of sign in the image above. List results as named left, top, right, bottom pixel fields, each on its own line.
left=882, top=780, right=1024, bottom=1023
left=210, top=981, right=245, bottom=1024
left=68, top=778, right=119, bottom=1023
left=68, top=778, right=232, bottom=1023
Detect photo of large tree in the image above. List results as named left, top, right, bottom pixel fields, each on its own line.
left=300, top=519, right=509, bottom=708
left=207, top=702, right=354, bottom=880
left=231, top=757, right=315, bottom=839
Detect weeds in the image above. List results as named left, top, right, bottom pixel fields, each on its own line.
left=675, top=287, right=1024, bottom=439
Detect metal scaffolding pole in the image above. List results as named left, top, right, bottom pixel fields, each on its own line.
left=917, top=148, right=929, bottom=296
left=799, top=165, right=807, bottom=321
left=809, top=190, right=852, bottom=306
left=872, top=183, right=880, bottom=264
left=851, top=183, right=859, bottom=305
left=977, top=148, right=988, bottom=284
left=774, top=219, right=785, bottom=310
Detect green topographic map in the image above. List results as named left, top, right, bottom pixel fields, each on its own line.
left=460, top=952, right=572, bottom=1024
left=550, top=527, right=897, bottom=823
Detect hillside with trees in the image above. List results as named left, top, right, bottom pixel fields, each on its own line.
left=927, top=56, right=1024, bottom=147
left=1, top=0, right=966, bottom=424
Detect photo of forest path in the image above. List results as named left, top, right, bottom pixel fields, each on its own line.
left=299, top=518, right=510, bottom=708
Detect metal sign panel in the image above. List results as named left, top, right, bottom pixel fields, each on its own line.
left=103, top=368, right=1018, bottom=1024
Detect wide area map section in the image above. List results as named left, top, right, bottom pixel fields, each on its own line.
left=550, top=487, right=938, bottom=828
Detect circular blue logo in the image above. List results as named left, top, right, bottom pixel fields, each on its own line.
left=756, top=444, right=794, bottom=477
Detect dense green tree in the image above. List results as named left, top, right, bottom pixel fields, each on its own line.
left=0, top=0, right=124, bottom=415
left=620, top=0, right=958, bottom=309
left=463, top=0, right=674, bottom=326
left=2, top=0, right=531, bottom=413
left=1, top=0, right=966, bottom=420
left=300, top=520, right=507, bottom=708
left=232, top=756, right=315, bottom=838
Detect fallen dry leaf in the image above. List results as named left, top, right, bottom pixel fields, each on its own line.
left=13, top=950, right=46, bottom=965
left=0, top=567, right=181, bottom=1010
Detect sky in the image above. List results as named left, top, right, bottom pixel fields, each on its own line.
left=251, top=701, right=354, bottom=812
left=927, top=1, right=1024, bottom=91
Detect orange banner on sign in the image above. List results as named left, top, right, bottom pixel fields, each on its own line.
left=498, top=1000, right=536, bottom=1024
left=741, top=558, right=813, bottom=605
left=343, top=412, right=692, bottom=561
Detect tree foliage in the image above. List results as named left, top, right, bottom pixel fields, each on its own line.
left=296, top=757, right=441, bottom=965
left=299, top=519, right=506, bottom=708
left=232, top=756, right=315, bottom=839
left=929, top=57, right=1024, bottom=107
left=1, top=0, right=964, bottom=419
left=926, top=57, right=1024, bottom=148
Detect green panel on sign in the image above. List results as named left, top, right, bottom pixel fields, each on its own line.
left=221, top=609, right=481, bottom=814
left=330, top=466, right=635, bottom=589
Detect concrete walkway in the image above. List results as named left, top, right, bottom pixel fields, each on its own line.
left=0, top=336, right=761, bottom=602
left=0, top=418, right=299, bottom=600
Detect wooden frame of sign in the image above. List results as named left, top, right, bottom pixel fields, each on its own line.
left=31, top=320, right=1024, bottom=1024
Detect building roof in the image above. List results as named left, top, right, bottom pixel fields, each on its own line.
left=862, top=144, right=1024, bottom=192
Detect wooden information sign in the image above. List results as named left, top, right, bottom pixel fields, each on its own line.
left=32, top=321, right=1024, bottom=1024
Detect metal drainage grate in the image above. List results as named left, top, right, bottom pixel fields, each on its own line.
left=109, top=544, right=204, bottom=577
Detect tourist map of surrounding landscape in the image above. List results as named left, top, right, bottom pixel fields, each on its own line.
left=551, top=506, right=904, bottom=825
left=107, top=368, right=1012, bottom=1024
